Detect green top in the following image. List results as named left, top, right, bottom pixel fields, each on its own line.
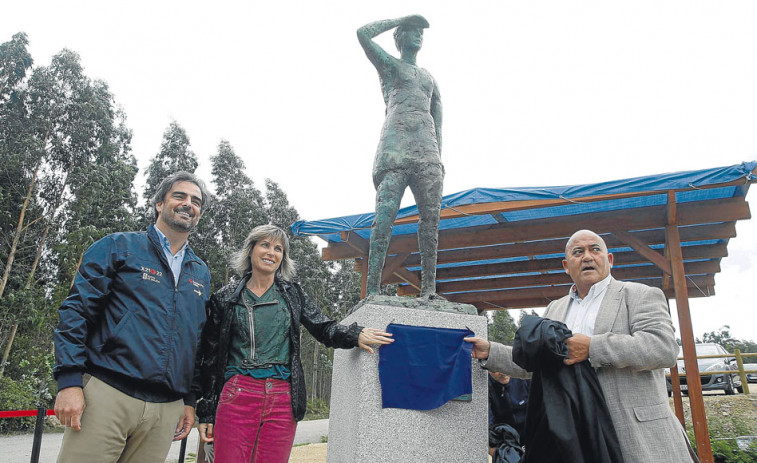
left=226, top=285, right=291, bottom=381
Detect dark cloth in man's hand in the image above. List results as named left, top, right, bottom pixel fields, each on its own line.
left=513, top=316, right=624, bottom=463
left=489, top=423, right=523, bottom=463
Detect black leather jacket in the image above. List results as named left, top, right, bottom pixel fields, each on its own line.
left=195, top=274, right=362, bottom=422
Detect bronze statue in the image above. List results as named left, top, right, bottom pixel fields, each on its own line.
left=358, top=15, right=444, bottom=299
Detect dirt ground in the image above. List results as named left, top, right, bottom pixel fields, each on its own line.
left=289, top=443, right=327, bottom=463
left=676, top=393, right=757, bottom=437
left=287, top=394, right=757, bottom=462
left=287, top=443, right=491, bottom=463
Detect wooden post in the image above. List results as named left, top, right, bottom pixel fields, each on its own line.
left=360, top=258, right=368, bottom=299
left=669, top=364, right=685, bottom=426
left=734, top=349, right=750, bottom=395
left=666, top=192, right=713, bottom=463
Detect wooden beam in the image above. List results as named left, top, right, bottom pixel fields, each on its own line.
left=398, top=260, right=720, bottom=296
left=491, top=213, right=508, bottom=223
left=382, top=243, right=726, bottom=285
left=670, top=364, right=685, bottom=427
left=399, top=222, right=736, bottom=268
left=445, top=275, right=714, bottom=305
left=471, top=298, right=555, bottom=311
left=391, top=177, right=755, bottom=225
left=392, top=267, right=421, bottom=291
left=662, top=243, right=672, bottom=292
left=381, top=252, right=411, bottom=281
left=359, top=258, right=367, bottom=299
left=339, top=230, right=369, bottom=256
left=667, top=193, right=713, bottom=463
left=463, top=276, right=714, bottom=310
left=322, top=197, right=748, bottom=260
left=611, top=230, right=672, bottom=274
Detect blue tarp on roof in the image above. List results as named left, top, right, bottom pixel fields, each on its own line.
left=292, top=162, right=756, bottom=243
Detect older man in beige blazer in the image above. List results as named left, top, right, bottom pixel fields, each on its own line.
left=466, top=229, right=698, bottom=463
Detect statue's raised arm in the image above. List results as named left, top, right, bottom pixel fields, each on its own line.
left=357, top=15, right=429, bottom=73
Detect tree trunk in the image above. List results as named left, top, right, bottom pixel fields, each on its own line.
left=0, top=165, right=40, bottom=378
left=0, top=165, right=38, bottom=299
left=0, top=323, right=18, bottom=377
left=70, top=249, right=85, bottom=289
left=0, top=220, right=49, bottom=378
left=0, top=168, right=68, bottom=377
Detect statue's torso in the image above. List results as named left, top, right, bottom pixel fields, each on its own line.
left=374, top=60, right=441, bottom=179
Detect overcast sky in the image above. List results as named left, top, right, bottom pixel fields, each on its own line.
left=4, top=1, right=756, bottom=340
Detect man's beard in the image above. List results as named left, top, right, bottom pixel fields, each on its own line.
left=164, top=207, right=198, bottom=232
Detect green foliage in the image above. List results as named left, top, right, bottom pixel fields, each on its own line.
left=304, top=397, right=330, bottom=421
left=327, top=260, right=362, bottom=316
left=488, top=309, right=518, bottom=345
left=0, top=32, right=33, bottom=100
left=203, top=140, right=267, bottom=289
left=143, top=121, right=198, bottom=205
left=0, top=376, right=37, bottom=432
left=0, top=33, right=368, bottom=431
left=701, top=326, right=757, bottom=354
left=710, top=439, right=757, bottom=463
left=682, top=396, right=757, bottom=463
left=0, top=35, right=135, bottom=386
left=0, top=353, right=54, bottom=433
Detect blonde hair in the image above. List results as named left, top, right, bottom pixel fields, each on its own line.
left=231, top=224, right=296, bottom=281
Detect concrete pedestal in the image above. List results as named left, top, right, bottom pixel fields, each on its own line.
left=326, top=302, right=489, bottom=463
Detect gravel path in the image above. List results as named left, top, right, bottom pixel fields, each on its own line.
left=0, top=419, right=329, bottom=463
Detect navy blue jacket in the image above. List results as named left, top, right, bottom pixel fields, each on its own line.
left=489, top=375, right=530, bottom=439
left=54, top=225, right=210, bottom=405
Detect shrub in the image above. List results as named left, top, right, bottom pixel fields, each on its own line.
left=303, top=397, right=330, bottom=421
left=0, top=354, right=55, bottom=434
left=711, top=439, right=757, bottom=463
left=0, top=375, right=39, bottom=433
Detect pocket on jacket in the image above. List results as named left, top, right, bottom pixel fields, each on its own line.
left=100, top=311, right=134, bottom=353
left=633, top=402, right=671, bottom=422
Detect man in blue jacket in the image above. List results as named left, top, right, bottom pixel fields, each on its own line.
left=488, top=371, right=529, bottom=441
left=53, top=171, right=211, bottom=463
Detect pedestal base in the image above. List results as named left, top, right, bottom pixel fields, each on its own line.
left=326, top=302, right=489, bottom=462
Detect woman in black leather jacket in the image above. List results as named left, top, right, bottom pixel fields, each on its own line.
left=195, top=224, right=392, bottom=463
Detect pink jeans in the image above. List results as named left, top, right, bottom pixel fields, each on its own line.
left=213, top=375, right=297, bottom=463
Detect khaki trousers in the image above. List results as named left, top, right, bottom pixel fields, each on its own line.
left=57, top=375, right=184, bottom=463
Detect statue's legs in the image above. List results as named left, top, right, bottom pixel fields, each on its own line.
left=367, top=172, right=407, bottom=295
left=409, top=164, right=444, bottom=298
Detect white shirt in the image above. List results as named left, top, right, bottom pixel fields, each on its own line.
left=154, top=226, right=188, bottom=286
left=564, top=274, right=613, bottom=337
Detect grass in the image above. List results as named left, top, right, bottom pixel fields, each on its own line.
left=676, top=395, right=757, bottom=463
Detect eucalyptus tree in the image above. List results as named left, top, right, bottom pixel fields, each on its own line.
left=142, top=121, right=198, bottom=205
left=0, top=32, right=32, bottom=101
left=205, top=140, right=266, bottom=287
left=0, top=46, right=135, bottom=377
left=0, top=32, right=35, bottom=303
left=488, top=309, right=518, bottom=346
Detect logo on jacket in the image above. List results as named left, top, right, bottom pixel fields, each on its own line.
left=189, top=279, right=204, bottom=297
left=140, top=266, right=163, bottom=284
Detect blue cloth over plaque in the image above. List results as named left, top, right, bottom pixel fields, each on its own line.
left=378, top=323, right=474, bottom=410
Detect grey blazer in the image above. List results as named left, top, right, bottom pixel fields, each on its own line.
left=486, top=278, right=698, bottom=463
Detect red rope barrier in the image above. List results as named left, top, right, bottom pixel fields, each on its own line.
left=0, top=409, right=55, bottom=418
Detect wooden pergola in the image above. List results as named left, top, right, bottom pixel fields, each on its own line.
left=293, top=162, right=757, bottom=463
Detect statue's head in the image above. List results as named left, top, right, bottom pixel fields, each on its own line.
left=394, top=25, right=424, bottom=53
